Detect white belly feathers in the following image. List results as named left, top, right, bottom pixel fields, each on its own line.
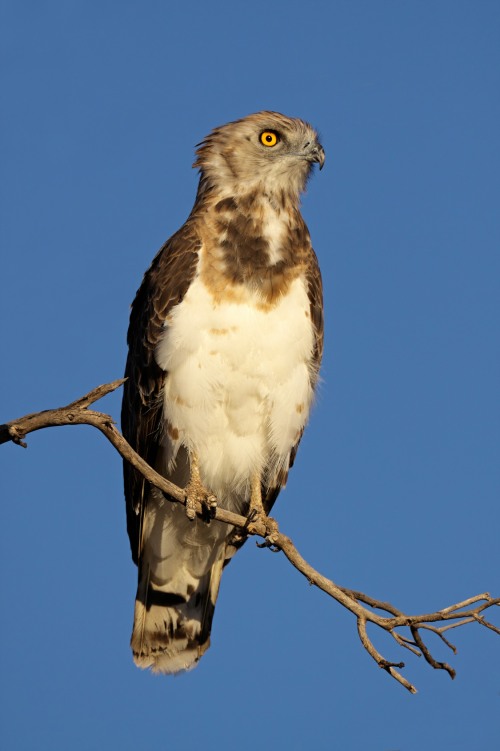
left=155, top=273, right=315, bottom=504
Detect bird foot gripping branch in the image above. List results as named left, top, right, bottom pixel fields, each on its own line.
left=255, top=516, right=281, bottom=551
left=245, top=506, right=281, bottom=550
left=184, top=454, right=217, bottom=520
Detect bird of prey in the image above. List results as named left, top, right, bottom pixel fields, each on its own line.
left=122, top=111, right=325, bottom=674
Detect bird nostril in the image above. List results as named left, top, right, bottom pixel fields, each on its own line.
left=303, top=141, right=310, bottom=149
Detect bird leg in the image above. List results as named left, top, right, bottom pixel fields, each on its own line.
left=184, top=453, right=217, bottom=520
left=249, top=471, right=265, bottom=518
left=249, top=472, right=279, bottom=546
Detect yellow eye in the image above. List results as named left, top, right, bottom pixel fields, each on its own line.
left=260, top=131, right=279, bottom=147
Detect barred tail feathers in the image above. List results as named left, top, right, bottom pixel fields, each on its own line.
left=131, top=553, right=225, bottom=674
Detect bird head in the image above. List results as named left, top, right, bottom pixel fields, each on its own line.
left=194, top=111, right=324, bottom=201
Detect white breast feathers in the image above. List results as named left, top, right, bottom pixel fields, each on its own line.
left=155, top=274, right=315, bottom=508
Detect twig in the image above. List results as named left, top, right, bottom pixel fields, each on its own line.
left=2, top=380, right=498, bottom=693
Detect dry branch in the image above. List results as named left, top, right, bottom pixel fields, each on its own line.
left=1, top=380, right=498, bottom=694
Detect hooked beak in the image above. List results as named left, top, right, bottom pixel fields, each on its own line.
left=306, top=141, right=325, bottom=170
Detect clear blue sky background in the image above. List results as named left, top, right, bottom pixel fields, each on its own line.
left=1, top=2, right=499, bottom=749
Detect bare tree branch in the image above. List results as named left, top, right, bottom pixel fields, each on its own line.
left=2, top=380, right=498, bottom=694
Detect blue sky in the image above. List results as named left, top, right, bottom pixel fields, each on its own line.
left=1, top=2, right=499, bottom=749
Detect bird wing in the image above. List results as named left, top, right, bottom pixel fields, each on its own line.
left=121, top=219, right=201, bottom=564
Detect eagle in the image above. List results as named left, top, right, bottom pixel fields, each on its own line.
left=122, top=111, right=325, bottom=674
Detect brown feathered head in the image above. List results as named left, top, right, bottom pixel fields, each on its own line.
left=194, top=111, right=324, bottom=200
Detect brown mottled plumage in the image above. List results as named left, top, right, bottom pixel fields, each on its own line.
left=122, top=111, right=324, bottom=673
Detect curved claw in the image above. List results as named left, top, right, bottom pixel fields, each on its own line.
left=201, top=494, right=217, bottom=521
left=255, top=516, right=280, bottom=551
left=256, top=539, right=281, bottom=553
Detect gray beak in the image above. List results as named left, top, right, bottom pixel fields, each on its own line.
left=308, top=142, right=325, bottom=170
